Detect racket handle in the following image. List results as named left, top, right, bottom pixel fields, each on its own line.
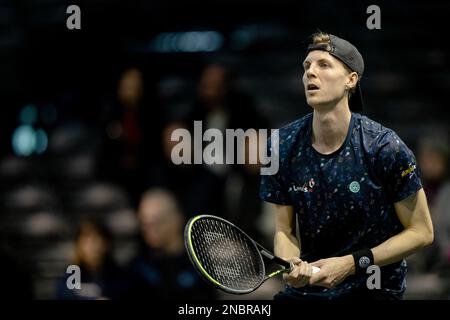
left=289, top=263, right=321, bottom=274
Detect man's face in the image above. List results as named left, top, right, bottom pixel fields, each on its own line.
left=76, top=224, right=108, bottom=269
left=302, top=50, right=353, bottom=109
left=138, top=198, right=179, bottom=249
left=198, top=65, right=227, bottom=106
left=118, top=68, right=143, bottom=107
left=418, top=145, right=447, bottom=182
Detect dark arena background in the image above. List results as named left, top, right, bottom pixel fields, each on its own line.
left=0, top=0, right=449, bottom=301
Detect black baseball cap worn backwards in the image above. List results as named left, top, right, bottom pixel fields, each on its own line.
left=306, top=33, right=365, bottom=112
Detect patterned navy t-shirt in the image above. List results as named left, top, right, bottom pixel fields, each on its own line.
left=260, top=112, right=422, bottom=299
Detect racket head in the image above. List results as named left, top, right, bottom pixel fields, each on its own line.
left=184, top=215, right=266, bottom=294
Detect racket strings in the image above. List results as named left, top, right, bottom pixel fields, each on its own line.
left=191, top=218, right=264, bottom=290
left=211, top=219, right=262, bottom=289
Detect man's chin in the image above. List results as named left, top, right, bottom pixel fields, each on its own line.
left=307, top=100, right=335, bottom=111
left=306, top=98, right=324, bottom=108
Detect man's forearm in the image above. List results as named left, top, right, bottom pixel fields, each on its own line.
left=371, top=190, right=433, bottom=267
left=335, top=228, right=431, bottom=278
left=273, top=204, right=301, bottom=260
left=371, top=228, right=433, bottom=267
left=274, top=230, right=300, bottom=260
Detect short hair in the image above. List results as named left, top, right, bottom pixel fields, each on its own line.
left=75, top=218, right=112, bottom=243
left=139, top=188, right=182, bottom=218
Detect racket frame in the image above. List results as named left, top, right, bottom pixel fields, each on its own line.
left=184, top=214, right=292, bottom=294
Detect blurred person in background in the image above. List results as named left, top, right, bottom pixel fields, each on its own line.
left=97, top=67, right=163, bottom=206
left=186, top=63, right=268, bottom=146
left=417, top=133, right=450, bottom=293
left=121, top=188, right=216, bottom=299
left=417, top=132, right=449, bottom=207
left=432, top=170, right=450, bottom=288
left=147, top=121, right=225, bottom=218
left=55, top=219, right=123, bottom=300
left=224, top=130, right=270, bottom=247
left=404, top=132, right=449, bottom=298
left=407, top=133, right=449, bottom=271
left=156, top=63, right=268, bottom=219
left=190, top=64, right=264, bottom=125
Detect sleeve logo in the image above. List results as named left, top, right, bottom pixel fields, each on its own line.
left=401, top=164, right=416, bottom=178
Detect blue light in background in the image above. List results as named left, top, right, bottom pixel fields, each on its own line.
left=42, top=104, right=58, bottom=125
left=19, top=104, right=37, bottom=125
left=35, top=129, right=48, bottom=154
left=151, top=31, right=224, bottom=53
left=12, top=125, right=36, bottom=156
left=13, top=103, right=50, bottom=156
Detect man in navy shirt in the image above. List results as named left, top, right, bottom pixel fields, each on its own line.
left=260, top=32, right=434, bottom=300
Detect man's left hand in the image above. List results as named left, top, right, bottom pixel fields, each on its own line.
left=309, top=255, right=355, bottom=288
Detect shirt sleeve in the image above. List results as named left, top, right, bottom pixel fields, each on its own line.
left=374, top=130, right=423, bottom=203
left=259, top=129, right=292, bottom=205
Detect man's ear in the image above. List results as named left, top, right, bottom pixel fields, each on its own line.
left=346, top=72, right=359, bottom=89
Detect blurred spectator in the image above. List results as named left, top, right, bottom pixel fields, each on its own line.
left=155, top=63, right=269, bottom=218
left=414, top=132, right=450, bottom=271
left=422, top=133, right=450, bottom=288
left=97, top=67, right=163, bottom=206
left=417, top=133, right=450, bottom=206
left=190, top=63, right=269, bottom=234
left=121, top=188, right=216, bottom=300
left=434, top=182, right=450, bottom=267
left=187, top=63, right=268, bottom=140
left=55, top=219, right=123, bottom=300
left=405, top=132, right=450, bottom=298
left=224, top=130, right=269, bottom=246
left=147, top=121, right=226, bottom=218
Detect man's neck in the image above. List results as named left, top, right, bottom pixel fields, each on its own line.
left=311, top=99, right=352, bottom=155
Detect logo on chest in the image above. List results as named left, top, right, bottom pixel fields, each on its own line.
left=289, top=178, right=315, bottom=193
left=349, top=181, right=361, bottom=193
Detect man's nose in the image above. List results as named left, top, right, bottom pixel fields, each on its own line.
left=306, top=66, right=317, bottom=78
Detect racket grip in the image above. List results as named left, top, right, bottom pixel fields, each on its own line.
left=289, top=263, right=320, bottom=274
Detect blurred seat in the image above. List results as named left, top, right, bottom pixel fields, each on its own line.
left=46, top=123, right=100, bottom=189
left=0, top=183, right=59, bottom=214
left=104, top=208, right=139, bottom=265
left=30, top=240, right=75, bottom=299
left=20, top=211, right=71, bottom=239
left=0, top=208, right=72, bottom=261
left=62, top=182, right=130, bottom=217
left=0, top=208, right=74, bottom=299
left=49, top=152, right=97, bottom=189
left=104, top=208, right=138, bottom=238
left=0, top=155, right=43, bottom=191
left=48, top=123, right=100, bottom=156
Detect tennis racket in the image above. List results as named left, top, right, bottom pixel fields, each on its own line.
left=184, top=214, right=320, bottom=295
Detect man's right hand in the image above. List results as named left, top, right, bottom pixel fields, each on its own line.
left=282, top=257, right=314, bottom=288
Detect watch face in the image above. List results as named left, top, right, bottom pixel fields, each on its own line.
left=358, top=256, right=371, bottom=268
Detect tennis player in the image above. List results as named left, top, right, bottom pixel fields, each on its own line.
left=260, top=32, right=434, bottom=300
